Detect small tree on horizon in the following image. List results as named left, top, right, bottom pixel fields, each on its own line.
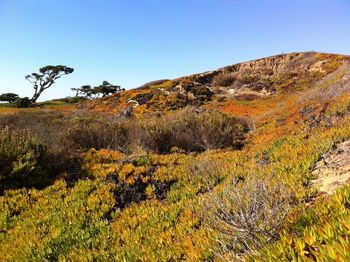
left=72, top=81, right=123, bottom=99
left=71, top=85, right=92, bottom=97
left=25, top=65, right=74, bottom=103
left=0, top=93, right=19, bottom=103
left=93, top=81, right=122, bottom=97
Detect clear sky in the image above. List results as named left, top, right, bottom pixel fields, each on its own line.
left=1, top=0, right=349, bottom=101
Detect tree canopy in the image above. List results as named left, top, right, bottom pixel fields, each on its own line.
left=0, top=93, right=19, bottom=103
left=72, top=81, right=123, bottom=99
left=25, top=65, right=74, bottom=103
left=93, top=81, right=122, bottom=97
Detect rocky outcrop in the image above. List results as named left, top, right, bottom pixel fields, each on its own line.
left=169, top=52, right=348, bottom=100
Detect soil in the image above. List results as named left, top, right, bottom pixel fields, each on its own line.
left=311, top=140, right=350, bottom=195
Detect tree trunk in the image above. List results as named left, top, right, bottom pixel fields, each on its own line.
left=31, top=91, right=41, bottom=103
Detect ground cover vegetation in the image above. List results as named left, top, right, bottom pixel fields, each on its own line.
left=0, top=52, right=350, bottom=260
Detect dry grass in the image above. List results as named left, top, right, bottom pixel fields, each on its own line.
left=213, top=73, right=236, bottom=87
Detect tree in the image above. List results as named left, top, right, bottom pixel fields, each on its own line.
left=71, top=85, right=91, bottom=97
left=71, top=88, right=80, bottom=97
left=93, top=81, right=122, bottom=97
left=0, top=93, right=19, bottom=103
left=81, top=85, right=93, bottom=98
left=72, top=81, right=123, bottom=99
left=25, top=65, right=74, bottom=103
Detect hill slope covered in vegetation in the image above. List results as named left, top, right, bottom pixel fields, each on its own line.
left=1, top=52, right=350, bottom=261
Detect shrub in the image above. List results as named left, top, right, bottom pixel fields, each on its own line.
left=139, top=108, right=249, bottom=153
left=68, top=96, right=88, bottom=103
left=138, top=118, right=173, bottom=153
left=0, top=112, right=81, bottom=181
left=204, top=177, right=293, bottom=257
left=66, top=116, right=129, bottom=151
left=187, top=155, right=227, bottom=193
left=176, top=109, right=248, bottom=151
left=0, top=128, right=47, bottom=189
left=213, top=73, right=236, bottom=87
left=14, top=97, right=32, bottom=108
left=0, top=109, right=249, bottom=162
left=65, top=108, right=249, bottom=154
left=48, top=96, right=88, bottom=104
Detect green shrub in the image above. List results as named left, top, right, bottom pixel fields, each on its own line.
left=14, top=97, right=32, bottom=108
left=0, top=128, right=47, bottom=189
left=0, top=112, right=82, bottom=184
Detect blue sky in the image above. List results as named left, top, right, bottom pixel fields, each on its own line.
left=1, top=0, right=349, bottom=101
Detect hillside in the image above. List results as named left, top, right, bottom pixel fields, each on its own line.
left=81, top=52, right=349, bottom=116
left=0, top=52, right=350, bottom=261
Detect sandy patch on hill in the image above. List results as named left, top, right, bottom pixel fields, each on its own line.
left=311, top=140, right=350, bottom=195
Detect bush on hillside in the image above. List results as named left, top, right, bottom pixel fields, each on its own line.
left=14, top=97, right=32, bottom=108
left=68, top=96, right=88, bottom=103
left=204, top=177, right=293, bottom=257
left=0, top=112, right=81, bottom=182
left=0, top=128, right=48, bottom=189
left=66, top=116, right=129, bottom=151
left=213, top=73, right=236, bottom=87
left=0, top=108, right=249, bottom=156
left=140, top=108, right=249, bottom=153
left=47, top=96, right=88, bottom=104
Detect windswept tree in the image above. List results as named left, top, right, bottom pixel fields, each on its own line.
left=72, top=81, right=123, bottom=99
left=0, top=93, right=19, bottom=103
left=93, top=81, right=122, bottom=97
left=25, top=65, right=74, bottom=103
left=71, top=85, right=92, bottom=97
left=71, top=88, right=80, bottom=97
left=71, top=85, right=92, bottom=98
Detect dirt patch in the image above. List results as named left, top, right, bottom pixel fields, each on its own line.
left=311, top=140, right=350, bottom=195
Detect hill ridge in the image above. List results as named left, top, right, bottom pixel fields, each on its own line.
left=81, top=51, right=349, bottom=115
